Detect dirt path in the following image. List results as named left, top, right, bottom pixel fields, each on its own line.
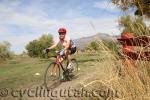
left=25, top=61, right=105, bottom=100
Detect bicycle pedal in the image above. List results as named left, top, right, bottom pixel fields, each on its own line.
left=60, top=78, right=66, bottom=82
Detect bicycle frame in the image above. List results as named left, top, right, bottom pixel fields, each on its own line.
left=52, top=54, right=68, bottom=72
left=46, top=50, right=69, bottom=73
left=57, top=62, right=66, bottom=72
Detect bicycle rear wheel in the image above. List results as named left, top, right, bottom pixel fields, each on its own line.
left=44, top=62, right=61, bottom=89
left=71, top=59, right=78, bottom=75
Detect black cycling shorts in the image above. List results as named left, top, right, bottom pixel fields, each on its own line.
left=59, top=47, right=76, bottom=56
left=69, top=47, right=76, bottom=54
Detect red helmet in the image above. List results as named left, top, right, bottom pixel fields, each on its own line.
left=58, top=28, right=67, bottom=33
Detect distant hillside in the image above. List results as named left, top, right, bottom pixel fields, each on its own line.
left=74, top=33, right=118, bottom=50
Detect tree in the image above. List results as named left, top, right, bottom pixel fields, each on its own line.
left=0, top=41, right=12, bottom=60
left=112, top=0, right=150, bottom=18
left=26, top=34, right=53, bottom=58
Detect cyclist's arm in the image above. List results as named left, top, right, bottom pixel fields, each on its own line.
left=48, top=42, right=58, bottom=49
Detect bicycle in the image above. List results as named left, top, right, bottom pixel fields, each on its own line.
left=44, top=50, right=78, bottom=89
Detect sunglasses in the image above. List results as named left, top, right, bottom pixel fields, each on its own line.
left=59, top=32, right=66, bottom=35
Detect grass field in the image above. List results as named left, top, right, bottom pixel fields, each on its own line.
left=0, top=54, right=100, bottom=88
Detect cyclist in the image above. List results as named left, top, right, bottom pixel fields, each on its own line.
left=46, top=27, right=76, bottom=76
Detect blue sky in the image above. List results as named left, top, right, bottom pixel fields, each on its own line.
left=0, top=0, right=125, bottom=54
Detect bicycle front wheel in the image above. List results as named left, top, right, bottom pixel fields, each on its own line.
left=44, top=62, right=61, bottom=89
left=71, top=59, right=78, bottom=75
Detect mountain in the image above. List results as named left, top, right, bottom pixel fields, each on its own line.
left=73, top=33, right=118, bottom=50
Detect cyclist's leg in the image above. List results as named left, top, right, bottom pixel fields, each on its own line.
left=64, top=50, right=71, bottom=63
left=65, top=47, right=76, bottom=68
left=51, top=55, right=64, bottom=76
left=51, top=63, right=58, bottom=76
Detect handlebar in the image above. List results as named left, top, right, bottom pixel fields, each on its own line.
left=43, top=49, right=60, bottom=58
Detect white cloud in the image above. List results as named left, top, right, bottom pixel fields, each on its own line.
left=0, top=26, right=12, bottom=36
left=0, top=1, right=60, bottom=34
left=93, top=0, right=120, bottom=13
left=0, top=0, right=121, bottom=54
left=65, top=17, right=120, bottom=36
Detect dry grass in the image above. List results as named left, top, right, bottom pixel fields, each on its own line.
left=78, top=40, right=150, bottom=100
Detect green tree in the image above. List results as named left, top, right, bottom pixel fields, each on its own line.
left=26, top=34, right=53, bottom=58
left=112, top=0, right=150, bottom=17
left=0, top=41, right=12, bottom=61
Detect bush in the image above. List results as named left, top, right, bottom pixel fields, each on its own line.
left=26, top=34, right=53, bottom=58
left=0, top=41, right=13, bottom=61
